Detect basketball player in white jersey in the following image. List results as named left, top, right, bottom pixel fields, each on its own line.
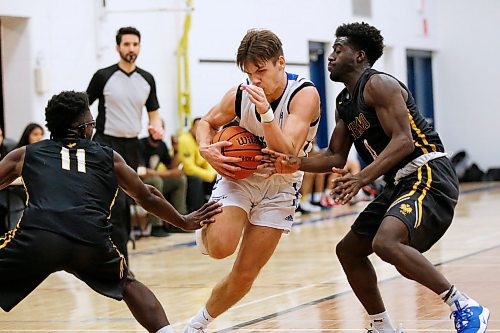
left=184, top=29, right=320, bottom=333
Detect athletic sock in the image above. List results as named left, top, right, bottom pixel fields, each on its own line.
left=369, top=311, right=395, bottom=332
left=189, top=306, right=214, bottom=328
left=440, top=285, right=468, bottom=307
left=312, top=192, right=322, bottom=203
left=156, top=325, right=174, bottom=333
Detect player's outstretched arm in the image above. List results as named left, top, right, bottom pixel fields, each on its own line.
left=113, top=152, right=222, bottom=230
left=0, top=147, right=26, bottom=190
left=258, top=110, right=353, bottom=174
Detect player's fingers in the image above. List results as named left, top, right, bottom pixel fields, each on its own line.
left=214, top=141, right=233, bottom=148
left=254, top=155, right=267, bottom=161
left=331, top=167, right=347, bottom=175
left=203, top=207, right=223, bottom=219
left=261, top=148, right=276, bottom=155
left=256, top=163, right=273, bottom=170
left=221, top=156, right=242, bottom=164
left=200, top=218, right=216, bottom=227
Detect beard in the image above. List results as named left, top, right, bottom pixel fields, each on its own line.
left=329, top=70, right=341, bottom=82
left=120, top=51, right=137, bottom=64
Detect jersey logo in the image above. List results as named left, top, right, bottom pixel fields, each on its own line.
left=400, top=203, right=413, bottom=216
left=285, top=214, right=294, bottom=221
left=347, top=113, right=370, bottom=140
left=66, top=143, right=77, bottom=148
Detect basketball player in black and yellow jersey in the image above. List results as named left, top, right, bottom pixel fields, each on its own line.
left=260, top=23, right=488, bottom=333
left=0, top=91, right=222, bottom=333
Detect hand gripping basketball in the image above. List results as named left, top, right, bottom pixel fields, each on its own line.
left=211, top=126, right=263, bottom=179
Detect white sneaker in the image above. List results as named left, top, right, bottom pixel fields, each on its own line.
left=300, top=200, right=322, bottom=212
left=184, top=322, right=207, bottom=333
left=366, top=326, right=405, bottom=333
left=195, top=228, right=208, bottom=255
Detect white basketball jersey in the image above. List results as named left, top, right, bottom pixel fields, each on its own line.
left=236, top=72, right=319, bottom=158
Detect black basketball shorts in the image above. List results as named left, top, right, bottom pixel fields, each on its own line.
left=0, top=226, right=129, bottom=312
left=351, top=157, right=459, bottom=253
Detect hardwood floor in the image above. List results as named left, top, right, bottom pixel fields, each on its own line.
left=1, top=182, right=499, bottom=332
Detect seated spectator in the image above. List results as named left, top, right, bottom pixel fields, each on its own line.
left=16, top=123, right=45, bottom=148
left=139, top=129, right=188, bottom=237
left=177, top=117, right=216, bottom=212
left=0, top=128, right=16, bottom=156
left=0, top=127, right=17, bottom=234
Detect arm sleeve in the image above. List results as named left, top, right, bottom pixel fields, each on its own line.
left=86, top=71, right=104, bottom=106
left=137, top=69, right=160, bottom=111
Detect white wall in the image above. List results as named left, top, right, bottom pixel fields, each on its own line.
left=434, top=0, right=500, bottom=169
left=0, top=0, right=499, bottom=168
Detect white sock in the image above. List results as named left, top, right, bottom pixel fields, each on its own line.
left=312, top=192, right=322, bottom=202
left=189, top=306, right=214, bottom=328
left=369, top=311, right=395, bottom=332
left=440, top=285, right=467, bottom=307
left=156, top=325, right=174, bottom=333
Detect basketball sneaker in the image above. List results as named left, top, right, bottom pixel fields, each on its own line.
left=300, top=200, right=322, bottom=213
left=451, top=297, right=489, bottom=333
left=183, top=322, right=206, bottom=333
left=366, top=324, right=404, bottom=333
left=195, top=228, right=208, bottom=255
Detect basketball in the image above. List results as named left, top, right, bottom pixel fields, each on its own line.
left=211, top=125, right=262, bottom=179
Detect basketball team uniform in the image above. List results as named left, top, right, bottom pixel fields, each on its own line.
left=210, top=73, right=319, bottom=231
left=336, top=68, right=459, bottom=252
left=0, top=139, right=127, bottom=312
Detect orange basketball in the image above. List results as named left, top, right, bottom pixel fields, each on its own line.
left=211, top=125, right=262, bottom=179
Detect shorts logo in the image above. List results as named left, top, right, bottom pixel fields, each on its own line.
left=285, top=215, right=294, bottom=221
left=211, top=195, right=228, bottom=201
left=400, top=203, right=413, bottom=216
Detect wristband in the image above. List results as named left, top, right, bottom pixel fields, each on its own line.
left=260, top=107, right=274, bottom=123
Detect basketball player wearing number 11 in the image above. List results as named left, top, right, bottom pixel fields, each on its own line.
left=0, top=91, right=222, bottom=333
left=183, top=29, right=320, bottom=332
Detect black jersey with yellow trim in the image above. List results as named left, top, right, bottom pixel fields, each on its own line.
left=336, top=68, right=444, bottom=182
left=20, top=139, right=118, bottom=245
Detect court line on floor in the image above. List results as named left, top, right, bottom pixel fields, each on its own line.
left=129, top=183, right=500, bottom=257
left=1, top=184, right=497, bottom=331
left=215, top=243, right=500, bottom=332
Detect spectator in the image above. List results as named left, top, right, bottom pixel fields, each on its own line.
left=139, top=131, right=188, bottom=237
left=16, top=123, right=45, bottom=148
left=177, top=117, right=216, bottom=211
left=0, top=127, right=17, bottom=234
left=86, top=26, right=164, bottom=262
left=0, top=128, right=16, bottom=160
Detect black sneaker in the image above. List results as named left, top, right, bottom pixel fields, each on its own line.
left=165, top=224, right=190, bottom=233
left=151, top=225, right=170, bottom=237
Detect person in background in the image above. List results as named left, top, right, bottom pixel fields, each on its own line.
left=86, top=26, right=164, bottom=262
left=139, top=125, right=188, bottom=237
left=16, top=123, right=45, bottom=148
left=0, top=127, right=17, bottom=234
left=177, top=117, right=217, bottom=212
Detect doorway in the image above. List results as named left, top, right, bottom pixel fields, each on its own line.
left=407, top=50, right=435, bottom=126
left=309, top=41, right=328, bottom=149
